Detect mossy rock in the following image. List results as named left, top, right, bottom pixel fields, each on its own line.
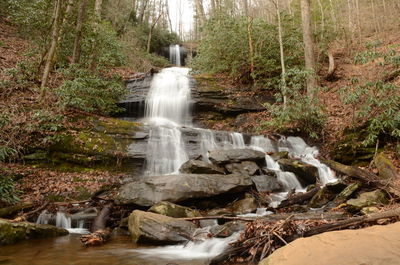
left=331, top=130, right=378, bottom=166
left=347, top=189, right=389, bottom=211
left=148, top=201, right=201, bottom=218
left=193, top=74, right=226, bottom=92
left=0, top=219, right=68, bottom=246
left=374, top=152, right=399, bottom=179
left=308, top=181, right=347, bottom=208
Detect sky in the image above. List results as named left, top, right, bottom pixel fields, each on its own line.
left=167, top=0, right=195, bottom=35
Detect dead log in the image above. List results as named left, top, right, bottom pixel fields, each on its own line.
left=80, top=203, right=113, bottom=247
left=322, top=159, right=400, bottom=197
left=12, top=202, right=49, bottom=222
left=278, top=187, right=320, bottom=208
left=303, top=207, right=400, bottom=237
left=0, top=202, right=33, bottom=218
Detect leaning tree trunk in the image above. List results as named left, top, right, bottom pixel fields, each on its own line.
left=300, top=0, right=317, bottom=99
left=275, top=0, right=287, bottom=108
left=40, top=0, right=63, bottom=100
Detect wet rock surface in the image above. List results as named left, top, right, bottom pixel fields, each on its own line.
left=251, top=175, right=283, bottom=193
left=277, top=158, right=319, bottom=185
left=347, top=189, right=389, bottom=211
left=225, top=161, right=260, bottom=176
left=116, top=174, right=253, bottom=206
left=0, top=219, right=68, bottom=246
left=179, top=159, right=225, bottom=174
left=209, top=149, right=266, bottom=164
left=148, top=201, right=201, bottom=218
left=128, top=210, right=196, bottom=244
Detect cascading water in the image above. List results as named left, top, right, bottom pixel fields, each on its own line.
left=169, top=44, right=181, bottom=66
left=36, top=211, right=90, bottom=234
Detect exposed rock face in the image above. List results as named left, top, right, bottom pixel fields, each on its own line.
left=179, top=159, right=225, bottom=174
left=0, top=219, right=68, bottom=246
left=374, top=152, right=399, bottom=179
left=148, top=201, right=201, bottom=218
left=251, top=175, right=283, bottom=193
left=209, top=149, right=266, bottom=165
left=230, top=196, right=258, bottom=214
left=225, top=161, right=260, bottom=176
left=259, top=222, right=400, bottom=265
left=116, top=174, right=253, bottom=206
left=128, top=210, right=196, bottom=244
left=347, top=189, right=389, bottom=211
left=277, top=159, right=318, bottom=185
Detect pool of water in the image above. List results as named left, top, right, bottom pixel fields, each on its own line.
left=0, top=235, right=210, bottom=265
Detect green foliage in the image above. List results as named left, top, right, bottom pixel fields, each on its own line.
left=56, top=67, right=126, bottom=115
left=354, top=50, right=382, bottom=64
left=191, top=13, right=303, bottom=87
left=340, top=81, right=400, bottom=145
left=0, top=176, right=20, bottom=204
left=0, top=146, right=17, bottom=162
left=262, top=69, right=326, bottom=138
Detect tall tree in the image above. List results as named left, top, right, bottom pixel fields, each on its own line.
left=40, top=0, right=63, bottom=97
left=72, top=0, right=89, bottom=64
left=300, top=0, right=317, bottom=98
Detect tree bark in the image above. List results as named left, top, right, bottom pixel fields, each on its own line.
left=275, top=0, right=287, bottom=107
left=138, top=0, right=149, bottom=23
left=72, top=0, right=88, bottom=64
left=90, top=0, right=103, bottom=72
left=300, top=0, right=318, bottom=98
left=40, top=0, right=63, bottom=98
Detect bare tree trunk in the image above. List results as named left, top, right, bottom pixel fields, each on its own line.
left=72, top=0, right=89, bottom=64
left=138, top=0, right=149, bottom=23
left=90, top=0, right=102, bottom=72
left=247, top=16, right=255, bottom=83
left=370, top=0, right=380, bottom=33
left=165, top=0, right=173, bottom=32
left=194, top=0, right=206, bottom=28
left=329, top=0, right=338, bottom=33
left=317, top=0, right=325, bottom=40
left=275, top=0, right=287, bottom=108
left=300, top=0, right=317, bottom=98
left=40, top=0, right=63, bottom=98
left=146, top=11, right=163, bottom=53
left=55, top=0, right=74, bottom=63
left=243, top=0, right=249, bottom=16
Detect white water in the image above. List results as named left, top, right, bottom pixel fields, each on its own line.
left=135, top=233, right=239, bottom=261
left=169, top=44, right=181, bottom=66
left=36, top=211, right=90, bottom=234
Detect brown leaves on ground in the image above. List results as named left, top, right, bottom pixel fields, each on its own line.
left=2, top=163, right=124, bottom=204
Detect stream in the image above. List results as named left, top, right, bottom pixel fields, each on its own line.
left=1, top=45, right=337, bottom=264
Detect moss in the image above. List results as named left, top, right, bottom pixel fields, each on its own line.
left=94, top=118, right=139, bottom=135
left=46, top=194, right=66, bottom=202
left=193, top=74, right=225, bottom=92
left=73, top=186, right=92, bottom=200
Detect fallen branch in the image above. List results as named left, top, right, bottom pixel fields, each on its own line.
left=322, top=159, right=400, bottom=197
left=12, top=202, right=49, bottom=222
left=278, top=187, right=320, bottom=208
left=0, top=202, right=33, bottom=218
left=80, top=203, right=113, bottom=247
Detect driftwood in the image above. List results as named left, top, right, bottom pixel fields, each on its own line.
left=278, top=187, right=320, bottom=208
left=80, top=203, right=112, bottom=247
left=322, top=159, right=400, bottom=197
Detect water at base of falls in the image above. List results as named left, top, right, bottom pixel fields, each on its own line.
left=36, top=211, right=90, bottom=234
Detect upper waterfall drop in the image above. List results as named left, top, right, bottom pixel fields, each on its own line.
left=145, top=67, right=191, bottom=126
left=169, top=44, right=182, bottom=66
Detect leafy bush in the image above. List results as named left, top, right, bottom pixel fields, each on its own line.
left=262, top=69, right=326, bottom=138
left=56, top=67, right=126, bottom=115
left=340, top=81, right=400, bottom=145
left=0, top=176, right=20, bottom=204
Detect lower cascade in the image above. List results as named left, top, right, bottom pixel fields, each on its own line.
left=131, top=67, right=337, bottom=260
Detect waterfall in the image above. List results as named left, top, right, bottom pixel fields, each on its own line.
left=145, top=67, right=191, bottom=175
left=169, top=44, right=181, bottom=66
left=36, top=211, right=90, bottom=234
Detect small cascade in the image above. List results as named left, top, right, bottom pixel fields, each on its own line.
left=36, top=211, right=90, bottom=234
left=230, top=132, right=246, bottom=148
left=169, top=44, right=181, bottom=66
left=134, top=233, right=239, bottom=260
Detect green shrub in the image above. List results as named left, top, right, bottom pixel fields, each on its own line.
left=56, top=67, right=126, bottom=115
left=340, top=81, right=400, bottom=145
left=0, top=176, right=20, bottom=204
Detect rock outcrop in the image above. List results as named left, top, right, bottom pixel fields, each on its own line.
left=148, top=201, right=201, bottom=218
left=179, top=159, right=225, bottom=174
left=209, top=149, right=265, bottom=165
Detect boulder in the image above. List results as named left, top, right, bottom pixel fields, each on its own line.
left=179, top=159, right=225, bottom=174
left=308, top=181, right=347, bottom=208
left=374, top=152, right=399, bottom=179
left=116, top=174, right=253, bottom=206
left=225, top=161, right=260, bottom=176
left=251, top=175, right=283, bottom=193
left=259, top=222, right=400, bottom=265
left=270, top=151, right=289, bottom=161
left=209, top=149, right=265, bottom=165
left=128, top=210, right=196, bottom=244
left=148, top=201, right=201, bottom=218
left=210, top=221, right=246, bottom=238
left=230, top=195, right=258, bottom=214
left=0, top=219, right=68, bottom=246
left=277, top=159, right=318, bottom=185
left=347, top=189, right=389, bottom=211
